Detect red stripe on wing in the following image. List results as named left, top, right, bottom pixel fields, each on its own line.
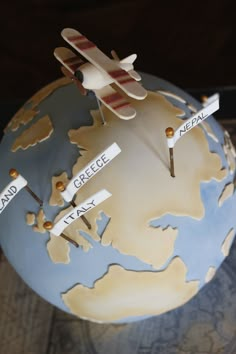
left=102, top=92, right=123, bottom=104
left=68, top=35, right=87, bottom=42
left=67, top=34, right=96, bottom=50
left=75, top=41, right=96, bottom=50
left=67, top=63, right=81, bottom=72
left=64, top=56, right=83, bottom=65
left=113, top=102, right=131, bottom=110
left=118, top=77, right=135, bottom=85
left=108, top=69, right=130, bottom=79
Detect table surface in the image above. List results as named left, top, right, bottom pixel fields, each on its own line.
left=1, top=94, right=236, bottom=354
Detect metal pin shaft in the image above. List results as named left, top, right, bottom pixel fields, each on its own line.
left=165, top=127, right=175, bottom=178
left=169, top=147, right=175, bottom=178
left=56, top=181, right=92, bottom=230
left=59, top=233, right=79, bottom=247
left=70, top=199, right=92, bottom=230
left=24, top=185, right=43, bottom=206
left=43, top=221, right=79, bottom=248
left=9, top=168, right=43, bottom=206
left=95, top=95, right=106, bottom=125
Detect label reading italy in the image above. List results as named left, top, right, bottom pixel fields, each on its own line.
left=61, top=142, right=121, bottom=202
left=166, top=95, right=219, bottom=148
left=0, top=175, right=27, bottom=214
left=51, top=189, right=111, bottom=236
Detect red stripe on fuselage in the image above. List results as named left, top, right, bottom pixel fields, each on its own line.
left=118, top=77, right=135, bottom=85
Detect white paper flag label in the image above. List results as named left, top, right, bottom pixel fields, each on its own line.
left=51, top=189, right=111, bottom=236
left=166, top=94, right=219, bottom=148
left=0, top=175, right=27, bottom=214
left=61, top=142, right=121, bottom=202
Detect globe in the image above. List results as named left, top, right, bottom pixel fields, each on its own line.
left=0, top=73, right=235, bottom=323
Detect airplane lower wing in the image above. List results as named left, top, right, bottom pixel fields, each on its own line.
left=94, top=85, right=136, bottom=120
left=61, top=28, right=147, bottom=100
left=128, top=70, right=142, bottom=81
left=54, top=47, right=84, bottom=74
left=54, top=47, right=87, bottom=95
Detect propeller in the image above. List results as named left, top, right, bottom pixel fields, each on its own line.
left=60, top=66, right=87, bottom=96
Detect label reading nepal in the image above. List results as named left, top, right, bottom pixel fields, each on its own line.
left=166, top=96, right=219, bottom=148
left=61, top=143, right=121, bottom=202
left=51, top=189, right=112, bottom=236
left=0, top=175, right=27, bottom=214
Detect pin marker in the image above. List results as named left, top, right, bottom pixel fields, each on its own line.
left=56, top=181, right=91, bottom=230
left=43, top=221, right=79, bottom=248
left=95, top=95, right=106, bottom=125
left=9, top=168, right=43, bottom=206
left=165, top=127, right=175, bottom=178
left=201, top=95, right=208, bottom=104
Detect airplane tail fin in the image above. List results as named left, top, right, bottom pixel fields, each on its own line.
left=120, top=54, right=137, bottom=64
left=111, top=50, right=141, bottom=81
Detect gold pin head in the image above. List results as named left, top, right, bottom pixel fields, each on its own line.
left=9, top=168, right=19, bottom=178
left=201, top=95, right=208, bottom=103
left=165, top=127, right=174, bottom=138
left=56, top=181, right=65, bottom=192
left=43, top=221, right=53, bottom=230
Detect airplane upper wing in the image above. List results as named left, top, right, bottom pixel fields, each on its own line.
left=94, top=85, right=136, bottom=120
left=61, top=28, right=147, bottom=100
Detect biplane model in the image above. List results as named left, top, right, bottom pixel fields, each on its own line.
left=54, top=28, right=147, bottom=120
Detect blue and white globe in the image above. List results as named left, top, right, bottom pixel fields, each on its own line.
left=0, top=73, right=236, bottom=323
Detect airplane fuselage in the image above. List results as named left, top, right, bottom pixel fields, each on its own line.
left=78, top=59, right=135, bottom=90
left=79, top=62, right=113, bottom=90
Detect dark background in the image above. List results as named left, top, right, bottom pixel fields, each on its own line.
left=0, top=0, right=236, bottom=102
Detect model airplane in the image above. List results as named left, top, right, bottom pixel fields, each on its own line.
left=54, top=28, right=147, bottom=120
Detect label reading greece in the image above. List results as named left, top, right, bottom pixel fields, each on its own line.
left=0, top=175, right=27, bottom=214
left=167, top=94, right=219, bottom=148
left=51, top=189, right=111, bottom=236
left=61, top=142, right=121, bottom=202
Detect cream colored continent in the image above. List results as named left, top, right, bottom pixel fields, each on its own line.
left=102, top=224, right=178, bottom=269
left=47, top=235, right=70, bottom=264
left=205, top=266, right=216, bottom=283
left=76, top=234, right=93, bottom=252
left=218, top=183, right=234, bottom=207
left=49, top=172, right=69, bottom=206
left=67, top=92, right=225, bottom=267
left=223, top=131, right=236, bottom=174
left=6, top=107, right=38, bottom=132
left=47, top=205, right=93, bottom=263
left=28, top=77, right=71, bottom=108
left=33, top=209, right=47, bottom=233
left=26, top=212, right=35, bottom=225
left=11, top=115, right=53, bottom=152
left=26, top=209, right=46, bottom=234
left=62, top=257, right=199, bottom=322
left=221, top=228, right=235, bottom=257
left=5, top=77, right=69, bottom=133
